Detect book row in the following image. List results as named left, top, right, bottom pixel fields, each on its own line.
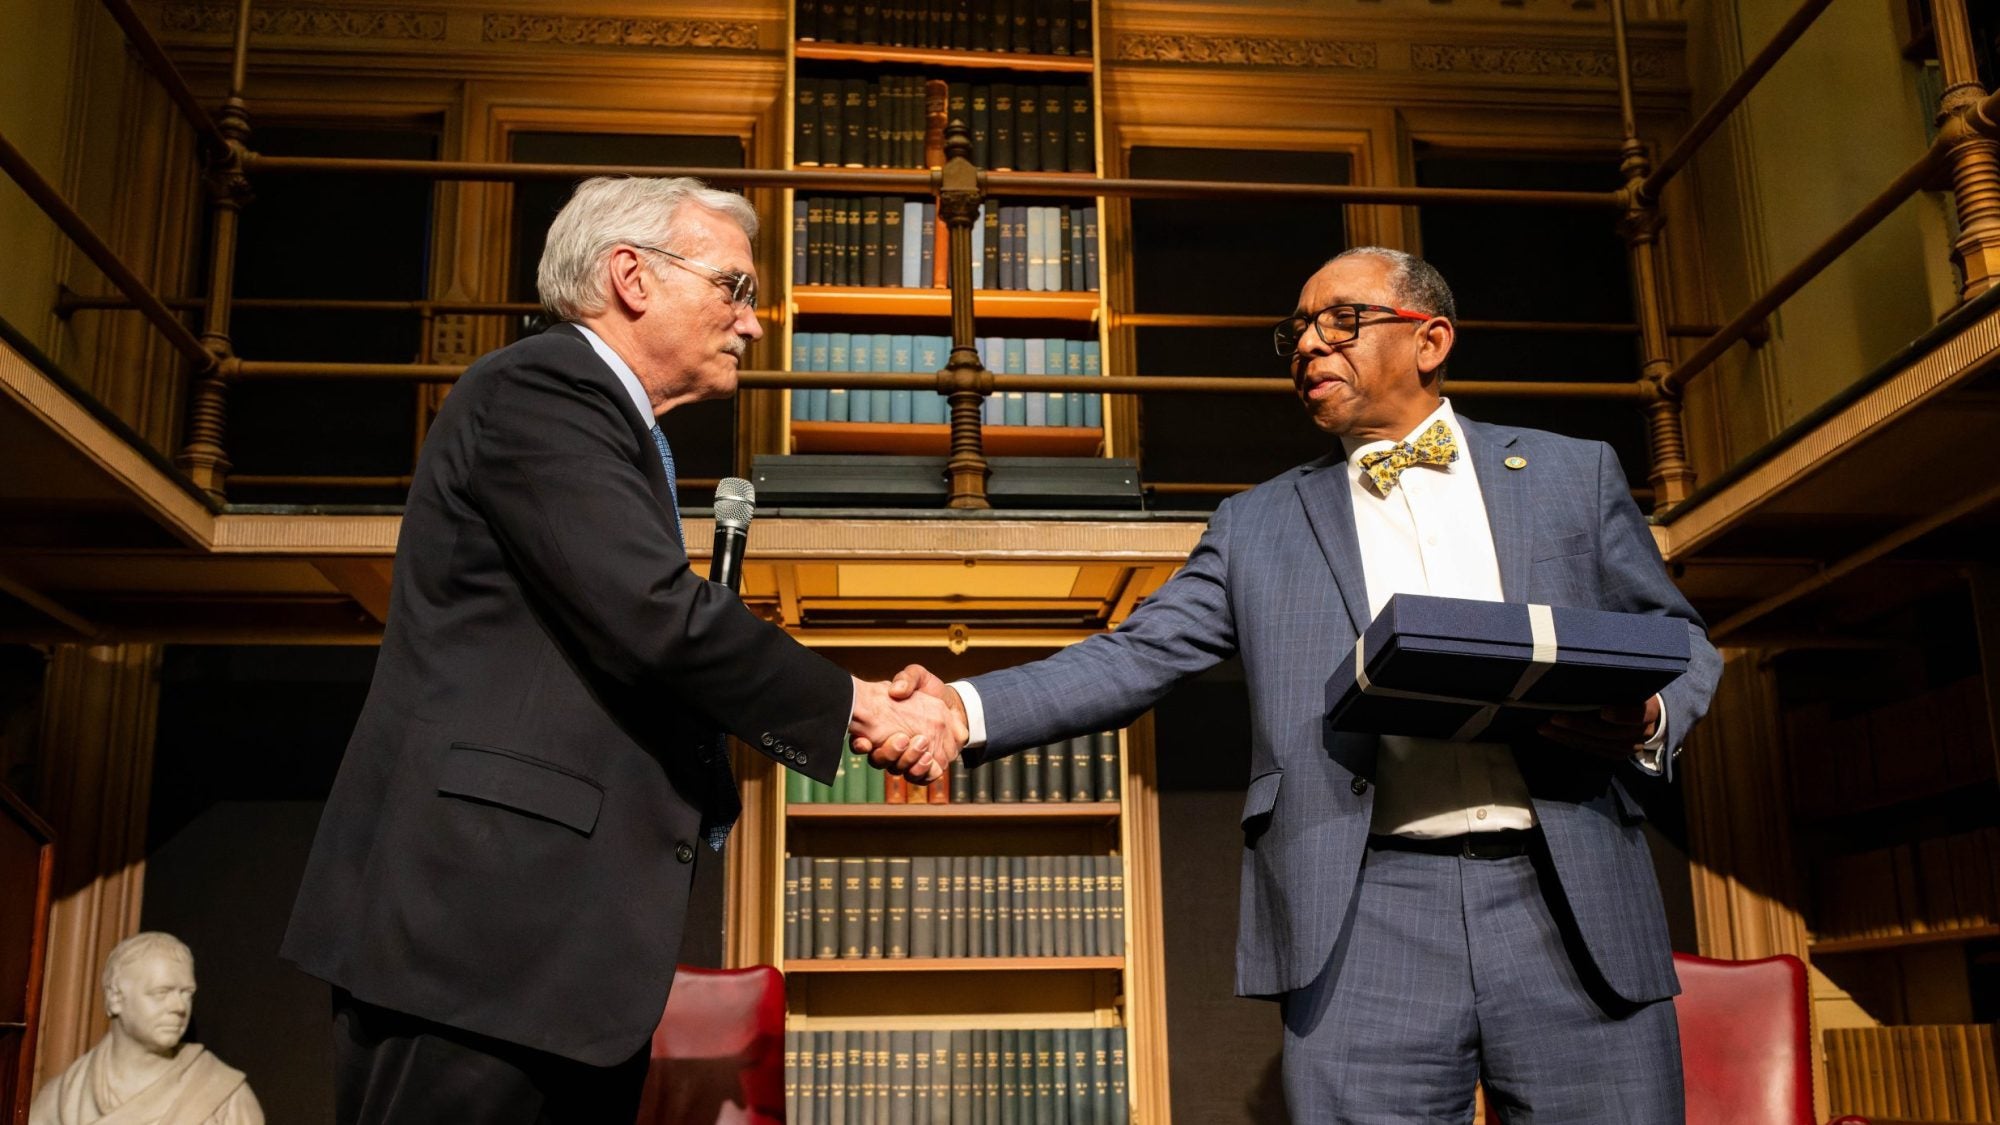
left=797, top=0, right=1095, bottom=59
left=783, top=854, right=1125, bottom=960
left=1823, top=1024, right=1998, bottom=1122
left=790, top=731, right=1121, bottom=804
left=1787, top=674, right=1993, bottom=821
left=794, top=197, right=1099, bottom=292
left=784, top=1026, right=1128, bottom=1125
left=1811, top=826, right=2000, bottom=943
left=796, top=76, right=1094, bottom=173
left=788, top=334, right=1103, bottom=429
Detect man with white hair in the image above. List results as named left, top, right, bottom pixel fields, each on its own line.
left=282, top=177, right=962, bottom=1122
left=30, top=932, right=263, bottom=1125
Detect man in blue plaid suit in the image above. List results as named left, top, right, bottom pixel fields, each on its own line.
left=867, top=248, right=1720, bottom=1123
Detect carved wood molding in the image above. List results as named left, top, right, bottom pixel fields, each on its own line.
left=159, top=2, right=447, bottom=39
left=1113, top=33, right=1377, bottom=69
left=479, top=13, right=759, bottom=50
left=1410, top=42, right=1671, bottom=81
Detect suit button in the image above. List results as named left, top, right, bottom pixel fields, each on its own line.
left=760, top=734, right=775, bottom=747
left=675, top=843, right=695, bottom=863
left=797, top=753, right=809, bottom=765
left=1351, top=778, right=1369, bottom=795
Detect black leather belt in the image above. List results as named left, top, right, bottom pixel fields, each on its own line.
left=1367, top=828, right=1536, bottom=860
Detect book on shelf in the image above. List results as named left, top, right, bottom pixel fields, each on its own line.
left=1822, top=1023, right=2000, bottom=1122
left=788, top=1026, right=1129, bottom=1125
left=785, top=851, right=1126, bottom=961
left=795, top=197, right=1099, bottom=292
left=797, top=0, right=1094, bottom=59
left=1812, top=825, right=2000, bottom=943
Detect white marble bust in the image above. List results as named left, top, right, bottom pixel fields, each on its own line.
left=29, top=932, right=262, bottom=1125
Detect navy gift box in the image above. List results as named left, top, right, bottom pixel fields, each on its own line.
left=1326, top=593, right=1691, bottom=741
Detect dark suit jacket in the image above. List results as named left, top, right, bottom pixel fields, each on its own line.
left=282, top=323, right=849, bottom=1065
left=967, top=418, right=1720, bottom=1006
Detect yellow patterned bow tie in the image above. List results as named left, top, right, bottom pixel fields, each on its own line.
left=1355, top=419, right=1459, bottom=495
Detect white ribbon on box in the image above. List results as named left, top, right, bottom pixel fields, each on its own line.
left=1350, top=603, right=1584, bottom=740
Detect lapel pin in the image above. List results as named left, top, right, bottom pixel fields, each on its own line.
left=1504, top=456, right=1528, bottom=470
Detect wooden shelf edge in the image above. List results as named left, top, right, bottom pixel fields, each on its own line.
left=795, top=42, right=1096, bottom=73
left=1809, top=923, right=2000, bottom=955
left=788, top=801, right=1121, bottom=820
left=790, top=421, right=1103, bottom=457
left=792, top=287, right=1101, bottom=319
left=785, top=956, right=1124, bottom=973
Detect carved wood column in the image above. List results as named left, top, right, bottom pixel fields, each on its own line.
left=1933, top=0, right=2000, bottom=299
left=29, top=644, right=161, bottom=1092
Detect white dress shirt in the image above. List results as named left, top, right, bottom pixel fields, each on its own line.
left=954, top=399, right=1663, bottom=831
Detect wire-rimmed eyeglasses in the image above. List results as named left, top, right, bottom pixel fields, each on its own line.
left=632, top=243, right=759, bottom=310
left=1272, top=303, right=1433, bottom=355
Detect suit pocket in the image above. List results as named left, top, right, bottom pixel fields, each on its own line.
left=1241, top=769, right=1283, bottom=844
left=438, top=742, right=604, bottom=836
left=1533, top=531, right=1590, bottom=562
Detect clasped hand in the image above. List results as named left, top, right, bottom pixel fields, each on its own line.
left=848, top=664, right=968, bottom=784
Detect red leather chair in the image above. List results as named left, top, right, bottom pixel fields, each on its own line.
left=1672, top=952, right=1868, bottom=1125
left=635, top=964, right=786, bottom=1125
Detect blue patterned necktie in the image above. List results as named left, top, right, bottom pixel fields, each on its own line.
left=649, top=423, right=737, bottom=851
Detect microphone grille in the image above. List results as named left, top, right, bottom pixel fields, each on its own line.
left=713, top=476, right=756, bottom=527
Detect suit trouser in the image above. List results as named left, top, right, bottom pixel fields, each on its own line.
left=1278, top=833, right=1683, bottom=1125
left=332, top=989, right=648, bottom=1125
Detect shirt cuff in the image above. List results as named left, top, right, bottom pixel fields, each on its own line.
left=1632, top=694, right=1670, bottom=775
left=950, top=680, right=989, bottom=748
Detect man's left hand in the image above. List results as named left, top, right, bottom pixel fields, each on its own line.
left=1538, top=696, right=1660, bottom=762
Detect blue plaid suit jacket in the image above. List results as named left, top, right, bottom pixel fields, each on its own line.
left=966, top=417, right=1720, bottom=1005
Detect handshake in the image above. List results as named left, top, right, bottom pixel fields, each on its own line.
left=846, top=665, right=968, bottom=785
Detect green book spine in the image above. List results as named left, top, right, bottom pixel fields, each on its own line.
left=1108, top=1028, right=1128, bottom=1124
left=787, top=1030, right=802, bottom=1124
left=1094, top=855, right=1112, bottom=958
left=1022, top=856, right=1042, bottom=957
left=929, top=1032, right=952, bottom=1125
left=1079, top=854, right=1097, bottom=956
left=1066, top=1030, right=1090, bottom=1124
left=868, top=758, right=888, bottom=804
left=969, top=1029, right=987, bottom=1124
left=996, top=751, right=1021, bottom=803
left=877, top=1028, right=893, bottom=1121
left=893, top=1029, right=917, bottom=1125
left=814, top=1030, right=833, bottom=1125
left=1109, top=855, right=1125, bottom=957
left=951, top=761, right=973, bottom=803
left=1032, top=1029, right=1055, bottom=1125
left=829, top=1029, right=848, bottom=1125
left=1095, top=731, right=1119, bottom=802
left=785, top=856, right=802, bottom=959
left=1020, top=744, right=1043, bottom=802
left=865, top=855, right=888, bottom=958
left=951, top=855, right=970, bottom=957
left=1010, top=856, right=1029, bottom=956
left=981, top=855, right=1000, bottom=958
left=1038, top=857, right=1057, bottom=958
left=995, top=862, right=1014, bottom=958
left=911, top=855, right=937, bottom=958
left=814, top=857, right=840, bottom=959
left=1000, top=1029, right=1021, bottom=1125
left=887, top=855, right=912, bottom=957
left=840, top=856, right=866, bottom=959
left=1068, top=737, right=1092, bottom=801
left=848, top=1034, right=866, bottom=1123
left=972, top=761, right=993, bottom=803
left=1065, top=854, right=1085, bottom=958
left=789, top=760, right=816, bottom=805
left=967, top=854, right=986, bottom=958
left=843, top=749, right=872, bottom=803
left=983, top=1029, right=1001, bottom=1125
left=951, top=1030, right=975, bottom=1125
left=1090, top=1028, right=1109, bottom=1125
left=913, top=1029, right=933, bottom=1123
left=1040, top=86, right=1066, bottom=173
left=1043, top=740, right=1067, bottom=803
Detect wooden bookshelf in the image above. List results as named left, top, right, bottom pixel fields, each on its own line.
left=789, top=802, right=1122, bottom=821
left=793, top=286, right=1101, bottom=320
left=1809, top=924, right=2000, bottom=956
left=785, top=956, right=1123, bottom=973
left=795, top=42, right=1095, bottom=73
left=790, top=421, right=1102, bottom=456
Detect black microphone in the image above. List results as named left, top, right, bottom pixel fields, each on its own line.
left=710, top=477, right=755, bottom=593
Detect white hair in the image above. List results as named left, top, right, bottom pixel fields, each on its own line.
left=536, top=176, right=759, bottom=322
left=102, top=931, right=194, bottom=1010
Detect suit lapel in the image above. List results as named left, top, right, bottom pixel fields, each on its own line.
left=1465, top=419, right=1531, bottom=603
left=544, top=323, right=682, bottom=519
left=1294, top=453, right=1372, bottom=635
